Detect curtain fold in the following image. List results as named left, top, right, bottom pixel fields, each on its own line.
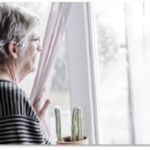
left=125, top=2, right=150, bottom=144
left=29, top=2, right=74, bottom=138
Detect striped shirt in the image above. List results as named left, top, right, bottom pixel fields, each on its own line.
left=0, top=79, right=51, bottom=144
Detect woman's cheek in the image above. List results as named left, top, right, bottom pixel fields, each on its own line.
left=26, top=45, right=35, bottom=66
left=27, top=43, right=38, bottom=66
left=32, top=54, right=38, bottom=72
left=32, top=46, right=37, bottom=61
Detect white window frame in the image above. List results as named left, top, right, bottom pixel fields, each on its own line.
left=66, top=2, right=103, bottom=144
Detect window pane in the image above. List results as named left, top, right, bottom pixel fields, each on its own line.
left=94, top=2, right=132, bottom=144
left=49, top=32, right=71, bottom=144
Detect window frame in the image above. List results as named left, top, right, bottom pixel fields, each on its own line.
left=66, top=2, right=102, bottom=144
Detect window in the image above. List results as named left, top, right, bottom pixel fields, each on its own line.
left=11, top=2, right=147, bottom=145
left=65, top=2, right=138, bottom=145
left=93, top=2, right=133, bottom=144
left=49, top=32, right=71, bottom=144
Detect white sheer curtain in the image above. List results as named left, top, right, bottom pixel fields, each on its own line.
left=29, top=2, right=74, bottom=138
left=125, top=2, right=150, bottom=144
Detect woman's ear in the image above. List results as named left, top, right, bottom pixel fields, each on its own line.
left=8, top=42, right=18, bottom=59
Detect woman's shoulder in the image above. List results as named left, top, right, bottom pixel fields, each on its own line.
left=0, top=79, right=39, bottom=121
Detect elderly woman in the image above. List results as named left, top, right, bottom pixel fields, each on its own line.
left=0, top=3, right=51, bottom=144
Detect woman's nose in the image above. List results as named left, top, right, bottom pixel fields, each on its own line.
left=37, top=45, right=42, bottom=52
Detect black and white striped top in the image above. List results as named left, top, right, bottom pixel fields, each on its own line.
left=0, top=79, right=51, bottom=144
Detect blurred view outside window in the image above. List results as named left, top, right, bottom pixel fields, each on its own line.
left=94, top=2, right=133, bottom=144
left=49, top=32, right=71, bottom=144
left=10, top=2, right=72, bottom=144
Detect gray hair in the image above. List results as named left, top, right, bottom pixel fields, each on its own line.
left=0, top=3, right=40, bottom=71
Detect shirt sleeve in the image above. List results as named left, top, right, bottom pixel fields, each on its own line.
left=0, top=114, right=51, bottom=144
left=23, top=92, right=51, bottom=145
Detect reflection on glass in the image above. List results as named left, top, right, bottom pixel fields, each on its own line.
left=94, top=2, right=132, bottom=144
